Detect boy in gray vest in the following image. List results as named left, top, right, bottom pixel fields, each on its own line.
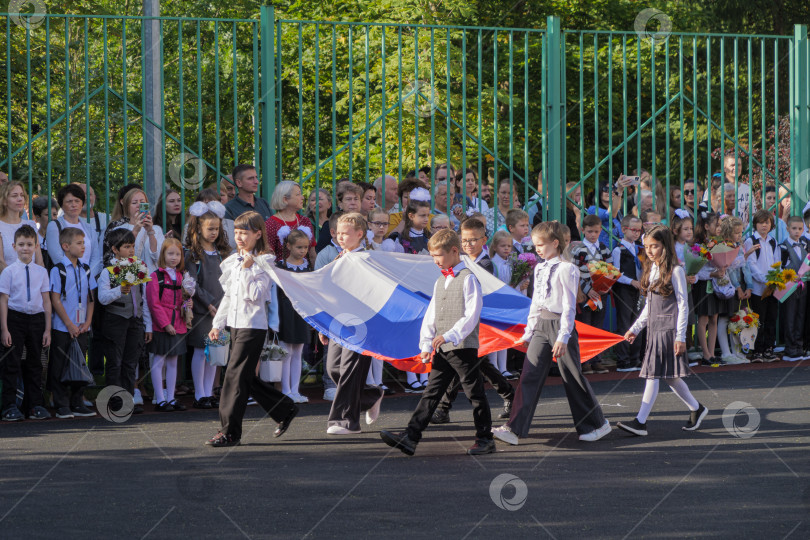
left=380, top=229, right=495, bottom=456
left=97, top=228, right=152, bottom=414
left=780, top=216, right=808, bottom=361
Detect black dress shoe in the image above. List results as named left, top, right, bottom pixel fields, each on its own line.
left=193, top=398, right=212, bottom=409
left=498, top=400, right=512, bottom=420
left=380, top=430, right=417, bottom=456
left=155, top=401, right=174, bottom=412
left=133, top=405, right=144, bottom=414
left=169, top=400, right=186, bottom=411
left=467, top=438, right=496, bottom=455
left=431, top=409, right=450, bottom=424
left=274, top=405, right=300, bottom=438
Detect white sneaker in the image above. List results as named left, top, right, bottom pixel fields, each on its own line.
left=492, top=425, right=519, bottom=445
left=721, top=354, right=745, bottom=365
left=326, top=425, right=361, bottom=435
left=687, top=351, right=703, bottom=360
left=323, top=388, right=337, bottom=401
left=133, top=389, right=144, bottom=406
left=579, top=419, right=612, bottom=442
left=365, top=396, right=382, bottom=425
left=294, top=393, right=309, bottom=404
left=782, top=355, right=804, bottom=362
left=734, top=354, right=751, bottom=364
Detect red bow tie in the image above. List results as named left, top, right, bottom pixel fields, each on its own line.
left=441, top=267, right=455, bottom=278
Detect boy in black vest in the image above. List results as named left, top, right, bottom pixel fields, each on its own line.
left=380, top=229, right=495, bottom=456
left=611, top=215, right=644, bottom=371
left=431, top=218, right=515, bottom=424
left=801, top=209, right=810, bottom=359
left=780, top=216, right=808, bottom=361
left=572, top=213, right=613, bottom=373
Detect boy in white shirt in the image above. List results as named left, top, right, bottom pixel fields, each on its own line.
left=0, top=225, right=52, bottom=421
left=742, top=209, right=781, bottom=361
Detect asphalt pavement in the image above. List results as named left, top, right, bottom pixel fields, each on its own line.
left=1, top=362, right=809, bottom=539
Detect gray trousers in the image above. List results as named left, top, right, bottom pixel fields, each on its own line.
left=326, top=342, right=383, bottom=431
left=508, top=315, right=606, bottom=437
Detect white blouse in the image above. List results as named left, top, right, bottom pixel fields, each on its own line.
left=212, top=253, right=274, bottom=331
left=629, top=264, right=689, bottom=343
left=742, top=231, right=780, bottom=295
left=521, top=257, right=579, bottom=344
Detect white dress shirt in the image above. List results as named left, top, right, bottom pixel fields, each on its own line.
left=0, top=259, right=50, bottom=314
left=419, top=261, right=483, bottom=353
left=96, top=268, right=153, bottom=330
left=743, top=231, right=779, bottom=295
left=521, top=257, right=578, bottom=344
left=629, top=264, right=689, bottom=343
left=212, top=253, right=274, bottom=331
left=612, top=239, right=640, bottom=285
left=490, top=253, right=512, bottom=284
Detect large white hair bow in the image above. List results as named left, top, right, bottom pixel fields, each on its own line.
left=189, top=201, right=226, bottom=219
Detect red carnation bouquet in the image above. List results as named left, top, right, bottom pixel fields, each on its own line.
left=106, top=256, right=151, bottom=287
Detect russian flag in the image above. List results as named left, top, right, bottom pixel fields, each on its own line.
left=259, top=251, right=622, bottom=373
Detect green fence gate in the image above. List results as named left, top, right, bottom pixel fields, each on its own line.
left=1, top=8, right=809, bottom=232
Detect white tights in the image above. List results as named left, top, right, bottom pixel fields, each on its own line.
left=150, top=354, right=177, bottom=405
left=191, top=347, right=217, bottom=400
left=637, top=378, right=699, bottom=423
left=407, top=371, right=428, bottom=386
left=489, top=350, right=508, bottom=372
left=717, top=316, right=732, bottom=357
left=366, top=358, right=383, bottom=386
left=281, top=342, right=304, bottom=396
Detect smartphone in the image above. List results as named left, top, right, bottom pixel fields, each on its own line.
left=616, top=175, right=640, bottom=188
left=139, top=202, right=150, bottom=215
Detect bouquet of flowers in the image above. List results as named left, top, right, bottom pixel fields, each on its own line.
left=106, top=257, right=151, bottom=287
left=707, top=239, right=740, bottom=269
left=763, top=262, right=799, bottom=302
left=509, top=252, right=539, bottom=288
left=728, top=305, right=759, bottom=357
left=587, top=260, right=622, bottom=294
left=181, top=272, right=196, bottom=326
left=728, top=306, right=760, bottom=335
left=684, top=243, right=711, bottom=276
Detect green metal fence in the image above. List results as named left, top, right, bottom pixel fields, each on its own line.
left=1, top=8, right=809, bottom=234
left=0, top=12, right=260, bottom=223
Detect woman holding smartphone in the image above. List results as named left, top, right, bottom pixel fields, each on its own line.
left=104, top=187, right=165, bottom=273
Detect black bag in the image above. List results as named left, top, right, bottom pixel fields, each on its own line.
left=61, top=339, right=95, bottom=385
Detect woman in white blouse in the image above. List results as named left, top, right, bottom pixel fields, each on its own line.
left=0, top=182, right=44, bottom=269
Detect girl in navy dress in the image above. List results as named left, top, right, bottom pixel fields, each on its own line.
left=275, top=228, right=314, bottom=403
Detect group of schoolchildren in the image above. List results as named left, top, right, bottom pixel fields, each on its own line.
left=0, top=183, right=237, bottom=422
left=3, top=170, right=808, bottom=458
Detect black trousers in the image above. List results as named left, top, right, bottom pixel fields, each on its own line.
left=508, top=318, right=605, bottom=437
left=88, top=301, right=106, bottom=376
left=780, top=287, right=806, bottom=356
left=613, top=284, right=642, bottom=365
left=406, top=347, right=492, bottom=442
left=219, top=328, right=295, bottom=440
left=102, top=312, right=145, bottom=395
left=749, top=294, right=778, bottom=352
left=47, top=331, right=89, bottom=410
left=437, top=357, right=514, bottom=413
left=1, top=311, right=45, bottom=411
left=576, top=296, right=606, bottom=363
left=326, top=343, right=383, bottom=431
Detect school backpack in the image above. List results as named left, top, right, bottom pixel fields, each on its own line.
left=54, top=261, right=93, bottom=302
